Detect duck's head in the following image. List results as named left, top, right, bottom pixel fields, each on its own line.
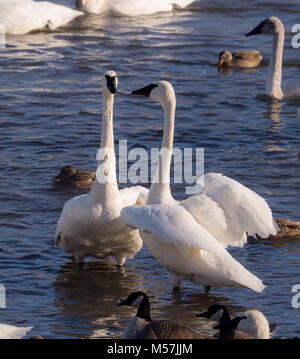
left=197, top=304, right=230, bottom=323
left=132, top=80, right=176, bottom=109
left=217, top=50, right=232, bottom=66
left=246, top=16, right=283, bottom=37
left=53, top=165, right=76, bottom=182
left=103, top=70, right=118, bottom=95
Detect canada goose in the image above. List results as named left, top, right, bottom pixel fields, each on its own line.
left=213, top=316, right=251, bottom=339
left=76, top=0, right=195, bottom=16
left=217, top=50, right=262, bottom=68
left=55, top=71, right=148, bottom=265
left=0, top=324, right=33, bottom=339
left=272, top=218, right=300, bottom=239
left=197, top=305, right=271, bottom=339
left=118, top=291, right=207, bottom=339
left=0, top=0, right=83, bottom=35
left=121, top=80, right=277, bottom=292
left=53, top=166, right=96, bottom=190
left=246, top=16, right=300, bottom=101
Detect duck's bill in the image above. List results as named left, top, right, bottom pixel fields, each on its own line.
left=131, top=83, right=158, bottom=97
left=216, top=59, right=223, bottom=67
left=245, top=21, right=265, bottom=36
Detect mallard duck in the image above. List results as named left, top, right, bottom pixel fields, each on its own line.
left=53, top=165, right=96, bottom=190
left=217, top=50, right=263, bottom=68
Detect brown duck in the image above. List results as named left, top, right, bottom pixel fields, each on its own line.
left=272, top=218, right=300, bottom=239
left=217, top=50, right=262, bottom=68
left=53, top=165, right=96, bottom=190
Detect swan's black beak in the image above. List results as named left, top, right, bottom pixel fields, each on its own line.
left=245, top=20, right=266, bottom=36
left=132, top=83, right=158, bottom=97
left=106, top=75, right=118, bottom=94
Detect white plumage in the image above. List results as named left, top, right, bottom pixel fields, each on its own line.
left=77, top=0, right=195, bottom=16
left=55, top=71, right=148, bottom=265
left=123, top=80, right=278, bottom=291
left=237, top=310, right=270, bottom=339
left=0, top=0, right=83, bottom=35
left=0, top=324, right=33, bottom=339
left=121, top=204, right=265, bottom=292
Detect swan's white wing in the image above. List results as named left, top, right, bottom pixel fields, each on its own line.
left=184, top=173, right=279, bottom=247
left=121, top=204, right=265, bottom=292
left=0, top=324, right=33, bottom=339
left=121, top=204, right=225, bottom=255
left=120, top=186, right=149, bottom=207
left=0, top=0, right=83, bottom=35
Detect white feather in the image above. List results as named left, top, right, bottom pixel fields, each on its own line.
left=0, top=324, right=33, bottom=339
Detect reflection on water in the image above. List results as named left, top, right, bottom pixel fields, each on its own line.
left=0, top=0, right=299, bottom=339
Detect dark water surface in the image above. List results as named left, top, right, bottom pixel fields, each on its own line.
left=0, top=0, right=299, bottom=338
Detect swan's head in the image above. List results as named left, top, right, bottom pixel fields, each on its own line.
left=246, top=16, right=284, bottom=36
left=132, top=80, right=176, bottom=109
left=217, top=51, right=232, bottom=66
left=103, top=70, right=118, bottom=95
left=53, top=165, right=76, bottom=182
left=117, top=291, right=148, bottom=308
left=196, top=305, right=229, bottom=322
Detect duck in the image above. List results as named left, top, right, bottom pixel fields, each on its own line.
left=197, top=304, right=271, bottom=339
left=118, top=291, right=208, bottom=339
left=271, top=218, right=300, bottom=240
left=0, top=323, right=33, bottom=339
left=53, top=165, right=96, bottom=190
left=217, top=50, right=263, bottom=68
left=55, top=71, right=148, bottom=265
left=120, top=80, right=279, bottom=292
left=76, top=0, right=195, bottom=16
left=246, top=16, right=300, bottom=101
left=0, top=0, right=83, bottom=35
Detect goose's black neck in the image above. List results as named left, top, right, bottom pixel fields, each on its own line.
left=219, top=306, right=231, bottom=324
left=136, top=295, right=152, bottom=322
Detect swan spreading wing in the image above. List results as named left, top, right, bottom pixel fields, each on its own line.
left=182, top=173, right=279, bottom=248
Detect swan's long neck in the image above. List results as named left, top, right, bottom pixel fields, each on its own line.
left=89, top=89, right=119, bottom=201
left=266, top=26, right=284, bottom=99
left=147, top=100, right=176, bottom=205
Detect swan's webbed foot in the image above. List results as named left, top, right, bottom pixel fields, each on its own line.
left=172, top=286, right=181, bottom=293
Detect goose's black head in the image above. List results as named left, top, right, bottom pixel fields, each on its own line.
left=213, top=316, right=247, bottom=339
left=197, top=305, right=231, bottom=324
left=118, top=291, right=151, bottom=322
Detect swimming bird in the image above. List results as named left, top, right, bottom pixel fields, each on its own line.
left=0, top=324, right=33, bottom=339
left=53, top=166, right=96, bottom=190
left=118, top=291, right=208, bottom=339
left=246, top=16, right=300, bottom=101
left=76, top=0, right=195, bottom=16
left=197, top=304, right=271, bottom=339
left=217, top=50, right=263, bottom=68
left=0, top=0, right=83, bottom=35
left=55, top=71, right=148, bottom=265
left=121, top=80, right=277, bottom=292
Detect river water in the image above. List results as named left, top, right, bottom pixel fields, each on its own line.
left=0, top=0, right=299, bottom=339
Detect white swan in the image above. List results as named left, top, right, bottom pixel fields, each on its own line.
left=55, top=71, right=148, bottom=265
left=246, top=16, right=300, bottom=101
left=0, top=323, right=33, bottom=339
left=120, top=80, right=278, bottom=292
left=76, top=0, right=195, bottom=16
left=0, top=0, right=83, bottom=35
